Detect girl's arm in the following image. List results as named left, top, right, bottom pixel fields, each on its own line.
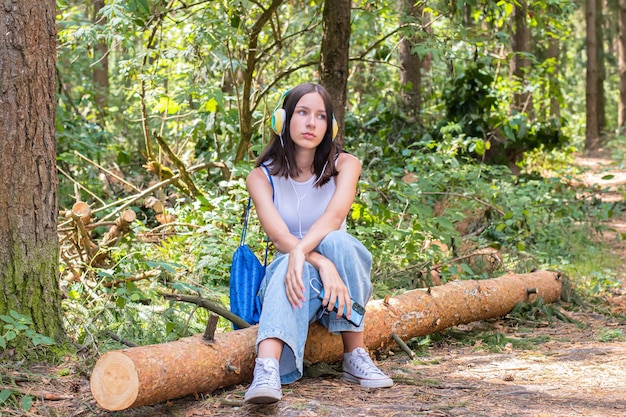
left=246, top=153, right=362, bottom=314
left=285, top=153, right=362, bottom=311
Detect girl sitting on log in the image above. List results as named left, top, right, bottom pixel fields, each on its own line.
left=244, top=83, right=393, bottom=404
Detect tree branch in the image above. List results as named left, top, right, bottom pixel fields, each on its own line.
left=160, top=292, right=251, bottom=329
left=419, top=191, right=505, bottom=216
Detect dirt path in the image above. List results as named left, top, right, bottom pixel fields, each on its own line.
left=17, top=154, right=626, bottom=417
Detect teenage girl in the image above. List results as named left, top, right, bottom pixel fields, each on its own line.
left=244, top=83, right=393, bottom=404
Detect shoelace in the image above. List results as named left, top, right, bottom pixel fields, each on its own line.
left=350, top=350, right=386, bottom=377
left=251, top=360, right=279, bottom=388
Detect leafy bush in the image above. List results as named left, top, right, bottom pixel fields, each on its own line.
left=0, top=311, right=55, bottom=353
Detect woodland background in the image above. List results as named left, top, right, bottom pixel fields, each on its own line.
left=2, top=0, right=626, bottom=412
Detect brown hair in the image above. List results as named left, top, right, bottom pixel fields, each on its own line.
left=256, top=83, right=342, bottom=187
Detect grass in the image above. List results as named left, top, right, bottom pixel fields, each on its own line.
left=598, top=328, right=626, bottom=342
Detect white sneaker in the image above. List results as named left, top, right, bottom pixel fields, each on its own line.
left=343, top=347, right=393, bottom=388
left=244, top=357, right=282, bottom=404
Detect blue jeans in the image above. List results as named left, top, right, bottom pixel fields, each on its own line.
left=256, top=230, right=373, bottom=384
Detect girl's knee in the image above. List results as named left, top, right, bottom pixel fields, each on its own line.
left=318, top=231, right=370, bottom=257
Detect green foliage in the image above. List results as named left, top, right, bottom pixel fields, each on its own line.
left=50, top=0, right=624, bottom=358
left=598, top=328, right=626, bottom=342
left=577, top=269, right=622, bottom=296
left=423, top=325, right=551, bottom=353
left=0, top=388, right=33, bottom=414
left=441, top=62, right=497, bottom=137
left=0, top=311, right=55, bottom=355
left=406, top=334, right=434, bottom=357
left=507, top=297, right=575, bottom=325
left=474, top=332, right=551, bottom=352
left=432, top=61, right=569, bottom=166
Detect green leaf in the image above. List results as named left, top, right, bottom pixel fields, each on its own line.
left=474, top=139, right=486, bottom=156
left=503, top=124, right=515, bottom=141
left=135, top=0, right=150, bottom=15
left=116, top=297, right=127, bottom=309
left=0, top=315, right=13, bottom=324
left=146, top=260, right=183, bottom=273
left=21, top=395, right=33, bottom=412
left=154, top=96, right=182, bottom=115
left=201, top=97, right=218, bottom=113
left=97, top=269, right=114, bottom=278
left=33, top=334, right=55, bottom=346
left=5, top=330, right=16, bottom=341
left=166, top=322, right=176, bottom=334
left=0, top=389, right=12, bottom=404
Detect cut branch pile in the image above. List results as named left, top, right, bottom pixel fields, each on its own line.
left=57, top=159, right=226, bottom=282
left=59, top=202, right=142, bottom=272
left=90, top=270, right=563, bottom=411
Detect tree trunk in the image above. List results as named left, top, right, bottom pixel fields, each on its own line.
left=510, top=0, right=533, bottom=117
left=93, top=0, right=109, bottom=114
left=397, top=0, right=423, bottom=120
left=0, top=0, right=63, bottom=339
left=586, top=0, right=601, bottom=151
left=596, top=0, right=607, bottom=137
left=234, top=0, right=283, bottom=163
left=90, top=270, right=562, bottom=411
left=619, top=0, right=626, bottom=129
left=320, top=0, right=351, bottom=146
left=547, top=36, right=561, bottom=119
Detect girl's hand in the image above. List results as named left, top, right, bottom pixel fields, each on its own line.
left=285, top=247, right=307, bottom=307
left=317, top=260, right=351, bottom=321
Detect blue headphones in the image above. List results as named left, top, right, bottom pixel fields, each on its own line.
left=270, top=89, right=338, bottom=139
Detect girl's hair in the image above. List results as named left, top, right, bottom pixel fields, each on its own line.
left=256, top=83, right=343, bottom=187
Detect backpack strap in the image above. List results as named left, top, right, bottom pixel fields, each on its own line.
left=240, top=164, right=274, bottom=264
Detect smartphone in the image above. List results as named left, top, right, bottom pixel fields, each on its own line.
left=318, top=289, right=366, bottom=327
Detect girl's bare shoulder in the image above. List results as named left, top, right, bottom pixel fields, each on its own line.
left=336, top=151, right=362, bottom=172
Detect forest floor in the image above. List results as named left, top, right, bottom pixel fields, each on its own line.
left=8, top=152, right=626, bottom=417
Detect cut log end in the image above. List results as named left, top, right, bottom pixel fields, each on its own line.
left=90, top=351, right=139, bottom=411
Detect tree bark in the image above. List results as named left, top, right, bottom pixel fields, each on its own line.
left=585, top=0, right=606, bottom=152
left=93, top=0, right=109, bottom=114
left=90, top=270, right=562, bottom=411
left=596, top=0, right=606, bottom=138
left=397, top=0, right=423, bottom=120
left=586, top=0, right=601, bottom=151
left=617, top=0, right=626, bottom=130
left=547, top=35, right=561, bottom=119
left=234, top=0, right=283, bottom=163
left=0, top=0, right=63, bottom=339
left=510, top=0, right=533, bottom=117
left=320, top=0, right=351, bottom=146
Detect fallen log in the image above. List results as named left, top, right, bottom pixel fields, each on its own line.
left=90, top=270, right=562, bottom=411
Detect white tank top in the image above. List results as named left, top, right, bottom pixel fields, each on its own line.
left=267, top=170, right=347, bottom=239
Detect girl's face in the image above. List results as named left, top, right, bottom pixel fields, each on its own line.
left=289, top=92, right=328, bottom=152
